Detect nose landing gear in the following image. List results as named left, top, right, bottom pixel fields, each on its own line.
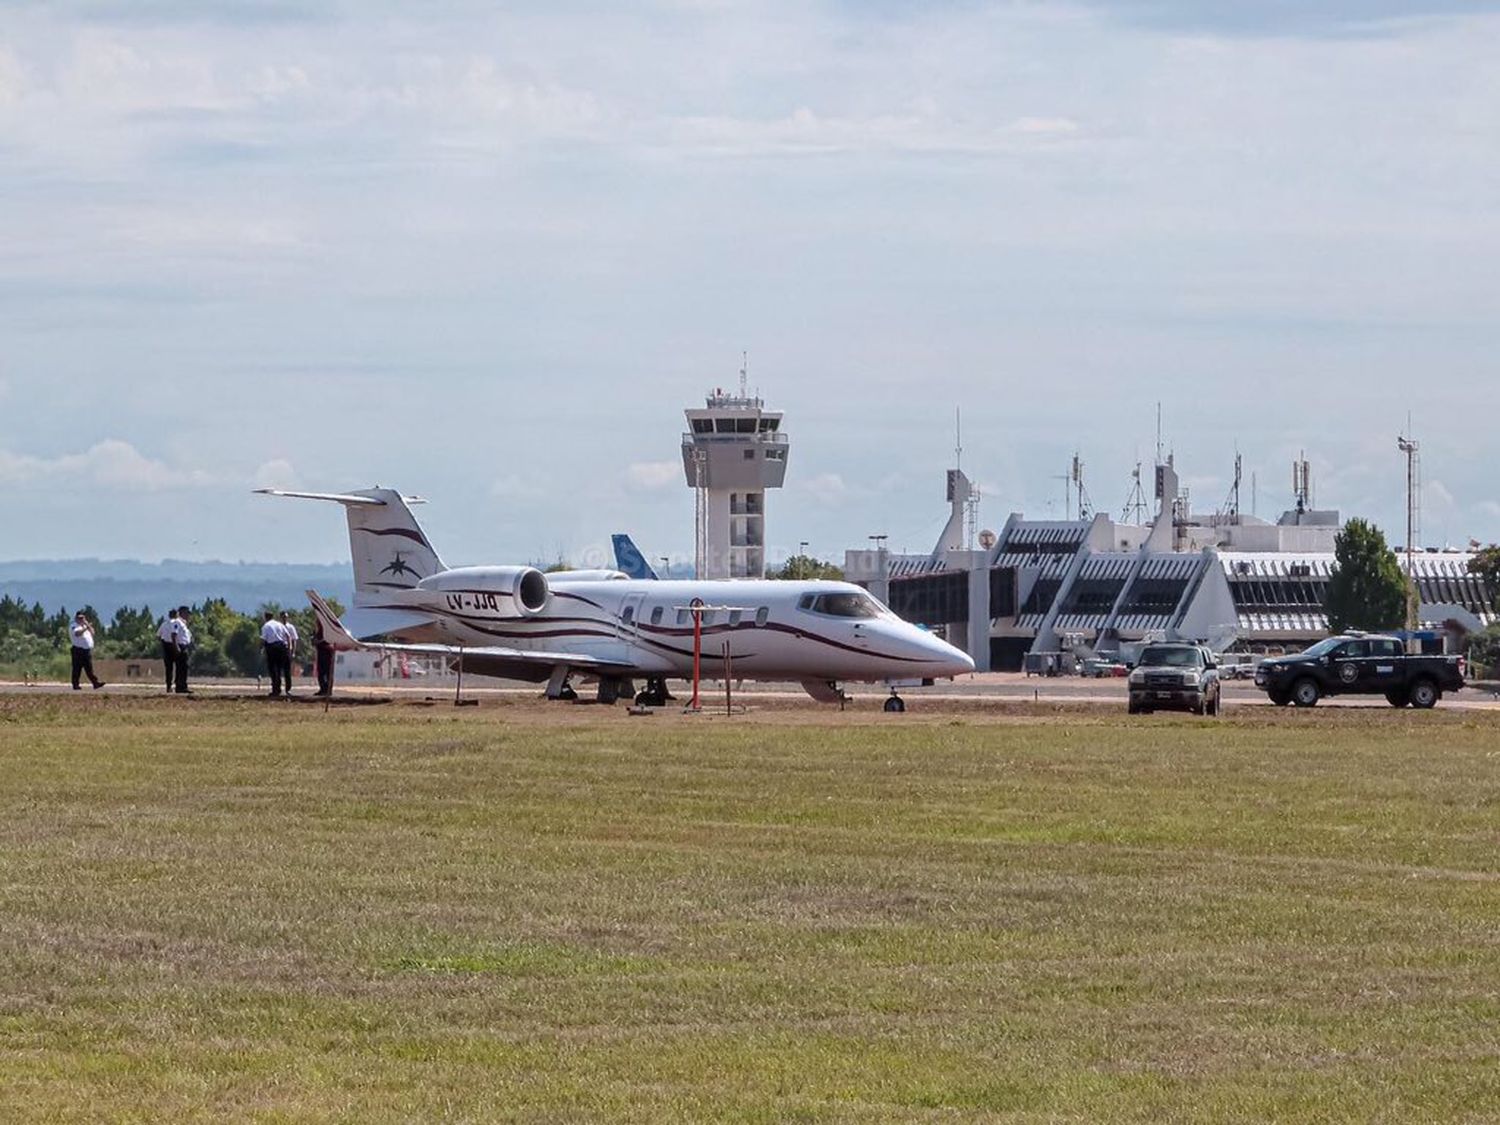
left=883, top=689, right=906, bottom=713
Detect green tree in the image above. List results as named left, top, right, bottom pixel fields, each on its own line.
left=1325, top=518, right=1409, bottom=634
left=769, top=554, right=844, bottom=581
left=1467, top=624, right=1500, bottom=678
left=1468, top=545, right=1500, bottom=611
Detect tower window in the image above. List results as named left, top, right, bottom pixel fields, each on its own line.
left=743, top=449, right=755, bottom=460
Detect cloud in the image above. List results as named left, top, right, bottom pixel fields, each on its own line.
left=624, top=461, right=680, bottom=492
left=804, top=472, right=849, bottom=505
left=490, top=474, right=542, bottom=499
left=252, top=458, right=298, bottom=490
left=1475, top=500, right=1500, bottom=521
left=1072, top=1, right=1500, bottom=38
left=659, top=107, right=1085, bottom=158
left=0, top=439, right=217, bottom=490
left=1424, top=478, right=1456, bottom=512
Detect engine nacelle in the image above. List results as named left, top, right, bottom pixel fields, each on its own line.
left=417, top=565, right=550, bottom=617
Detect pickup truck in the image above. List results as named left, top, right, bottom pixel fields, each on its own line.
left=1254, top=634, right=1466, bottom=709
left=1128, top=643, right=1221, bottom=715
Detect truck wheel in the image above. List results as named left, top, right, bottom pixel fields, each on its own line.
left=1267, top=690, right=1290, bottom=707
left=1291, top=678, right=1320, bottom=708
left=1384, top=691, right=1409, bottom=709
left=1408, top=679, right=1440, bottom=709
left=1127, top=698, right=1140, bottom=715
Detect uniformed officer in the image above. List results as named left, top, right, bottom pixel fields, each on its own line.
left=172, top=606, right=193, bottom=695
left=158, top=609, right=179, bottom=692
left=69, top=611, right=105, bottom=690
left=261, top=612, right=290, bottom=698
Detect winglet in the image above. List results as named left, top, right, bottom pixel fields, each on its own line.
left=306, top=589, right=364, bottom=651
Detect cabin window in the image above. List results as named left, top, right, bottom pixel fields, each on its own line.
left=728, top=609, right=743, bottom=626
left=621, top=606, right=634, bottom=624
left=676, top=608, right=689, bottom=625
left=755, top=607, right=769, bottom=627
left=650, top=606, right=663, bottom=626
left=735, top=417, right=756, bottom=433
left=798, top=593, right=815, bottom=610
left=700, top=610, right=717, bottom=626
left=714, top=418, right=735, bottom=433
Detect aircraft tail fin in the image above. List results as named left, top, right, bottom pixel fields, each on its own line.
left=258, top=488, right=445, bottom=600
left=611, top=533, right=659, bottom=580
left=306, top=589, right=363, bottom=650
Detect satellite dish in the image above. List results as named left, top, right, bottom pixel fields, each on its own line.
left=978, top=529, right=997, bottom=550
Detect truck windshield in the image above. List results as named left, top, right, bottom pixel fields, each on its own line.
left=1139, top=647, right=1203, bottom=668
left=1302, top=637, right=1348, bottom=658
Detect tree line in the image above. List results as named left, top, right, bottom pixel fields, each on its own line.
left=0, top=596, right=341, bottom=680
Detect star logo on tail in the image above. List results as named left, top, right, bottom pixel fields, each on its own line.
left=380, top=551, right=422, bottom=580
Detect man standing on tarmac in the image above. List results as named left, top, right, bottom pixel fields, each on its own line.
left=261, top=612, right=290, bottom=698
left=172, top=606, right=193, bottom=695
left=279, top=611, right=300, bottom=696
left=69, top=611, right=106, bottom=690
left=157, top=608, right=179, bottom=692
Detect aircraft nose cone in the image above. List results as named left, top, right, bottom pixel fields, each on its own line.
left=907, top=628, right=974, bottom=677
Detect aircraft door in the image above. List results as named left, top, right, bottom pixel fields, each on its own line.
left=617, top=592, right=648, bottom=648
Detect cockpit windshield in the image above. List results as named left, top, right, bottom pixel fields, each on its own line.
left=799, top=591, right=884, bottom=619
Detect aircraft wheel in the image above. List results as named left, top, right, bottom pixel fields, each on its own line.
left=557, top=684, right=578, bottom=702
left=883, top=695, right=906, bottom=714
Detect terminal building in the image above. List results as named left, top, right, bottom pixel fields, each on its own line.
left=846, top=457, right=1495, bottom=671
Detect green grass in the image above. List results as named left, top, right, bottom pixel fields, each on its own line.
left=1, top=696, right=1498, bottom=1121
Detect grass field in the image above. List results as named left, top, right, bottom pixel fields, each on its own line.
left=1, top=695, right=1498, bottom=1122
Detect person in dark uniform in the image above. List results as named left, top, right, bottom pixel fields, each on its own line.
left=157, top=609, right=179, bottom=692
left=172, top=606, right=193, bottom=695
left=261, top=612, right=290, bottom=698
left=70, top=611, right=105, bottom=690
left=314, top=617, right=335, bottom=697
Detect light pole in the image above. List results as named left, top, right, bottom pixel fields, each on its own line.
left=1398, top=434, right=1420, bottom=635
left=660, top=556, right=670, bottom=577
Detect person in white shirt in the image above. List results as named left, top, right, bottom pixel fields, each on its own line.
left=171, top=606, right=193, bottom=694
left=157, top=609, right=180, bottom=692
left=70, top=611, right=105, bottom=690
left=261, top=612, right=290, bottom=698
left=279, top=612, right=300, bottom=695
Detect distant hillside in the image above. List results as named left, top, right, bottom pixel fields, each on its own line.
left=0, top=560, right=354, bottom=618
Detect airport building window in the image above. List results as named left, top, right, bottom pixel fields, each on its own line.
left=1059, top=577, right=1126, bottom=615
left=1021, top=579, right=1063, bottom=616
left=744, top=449, right=755, bottom=460
left=889, top=571, right=969, bottom=626
left=989, top=567, right=1017, bottom=618
left=1119, top=578, right=1188, bottom=616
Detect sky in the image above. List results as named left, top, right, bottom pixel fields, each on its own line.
left=2, top=0, right=1498, bottom=568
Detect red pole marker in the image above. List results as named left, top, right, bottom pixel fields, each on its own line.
left=689, top=597, right=704, bottom=712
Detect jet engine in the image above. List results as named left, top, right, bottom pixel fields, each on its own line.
left=417, top=565, right=551, bottom=618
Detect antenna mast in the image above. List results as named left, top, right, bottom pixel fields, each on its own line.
left=1071, top=451, right=1094, bottom=521
left=738, top=351, right=748, bottom=399
left=1122, top=461, right=1149, bottom=524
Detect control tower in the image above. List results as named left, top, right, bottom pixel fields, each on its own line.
left=681, top=371, right=789, bottom=579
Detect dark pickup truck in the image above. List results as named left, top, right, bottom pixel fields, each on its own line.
left=1254, top=634, right=1466, bottom=709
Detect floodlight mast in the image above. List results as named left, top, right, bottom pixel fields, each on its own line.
left=1398, top=433, right=1421, bottom=633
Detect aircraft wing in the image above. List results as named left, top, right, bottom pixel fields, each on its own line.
left=305, top=589, right=632, bottom=673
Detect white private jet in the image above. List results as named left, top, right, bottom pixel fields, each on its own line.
left=259, top=487, right=973, bottom=707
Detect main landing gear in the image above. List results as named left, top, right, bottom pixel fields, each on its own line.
left=883, top=689, right=907, bottom=714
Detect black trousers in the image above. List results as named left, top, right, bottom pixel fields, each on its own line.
left=315, top=645, right=334, bottom=695
left=174, top=647, right=190, bottom=693
left=160, top=640, right=176, bottom=690
left=71, top=646, right=99, bottom=689
left=265, top=642, right=290, bottom=694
